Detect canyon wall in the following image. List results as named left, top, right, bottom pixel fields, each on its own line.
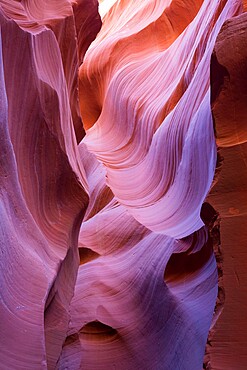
left=0, top=1, right=246, bottom=369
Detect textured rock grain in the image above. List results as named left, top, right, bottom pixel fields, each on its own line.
left=0, top=1, right=245, bottom=369
left=208, top=11, right=247, bottom=370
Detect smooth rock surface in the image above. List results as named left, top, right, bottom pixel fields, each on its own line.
left=0, top=1, right=246, bottom=369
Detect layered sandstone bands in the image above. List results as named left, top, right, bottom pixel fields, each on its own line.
left=0, top=1, right=246, bottom=369
left=0, top=1, right=97, bottom=368
left=207, top=11, right=247, bottom=369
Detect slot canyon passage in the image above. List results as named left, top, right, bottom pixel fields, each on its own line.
left=0, top=0, right=247, bottom=369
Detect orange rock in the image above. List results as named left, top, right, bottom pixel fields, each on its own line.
left=208, top=11, right=247, bottom=369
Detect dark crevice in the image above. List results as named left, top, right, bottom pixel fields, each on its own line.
left=210, top=51, right=229, bottom=107
left=210, top=51, right=230, bottom=141
left=44, top=281, right=57, bottom=314
left=80, top=321, right=118, bottom=337
left=63, top=332, right=80, bottom=347
left=164, top=204, right=218, bottom=286
left=78, top=247, right=100, bottom=265
left=62, top=321, right=118, bottom=351
left=203, top=210, right=224, bottom=370
left=200, top=202, right=218, bottom=228
left=44, top=208, right=87, bottom=369
left=164, top=238, right=213, bottom=285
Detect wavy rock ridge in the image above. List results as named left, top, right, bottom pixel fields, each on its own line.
left=0, top=1, right=245, bottom=369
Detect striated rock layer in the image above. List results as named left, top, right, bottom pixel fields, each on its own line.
left=0, top=1, right=98, bottom=369
left=207, top=11, right=247, bottom=369
left=0, top=0, right=246, bottom=369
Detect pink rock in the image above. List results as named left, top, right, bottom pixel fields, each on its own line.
left=0, top=3, right=90, bottom=368
left=0, top=0, right=245, bottom=369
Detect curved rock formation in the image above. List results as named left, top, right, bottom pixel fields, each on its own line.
left=79, top=0, right=241, bottom=239
left=0, top=0, right=245, bottom=369
left=0, top=1, right=97, bottom=368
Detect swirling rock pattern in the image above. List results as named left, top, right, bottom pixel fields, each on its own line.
left=0, top=1, right=93, bottom=369
left=0, top=0, right=245, bottom=369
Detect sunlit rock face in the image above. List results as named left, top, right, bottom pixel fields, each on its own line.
left=0, top=1, right=245, bottom=369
